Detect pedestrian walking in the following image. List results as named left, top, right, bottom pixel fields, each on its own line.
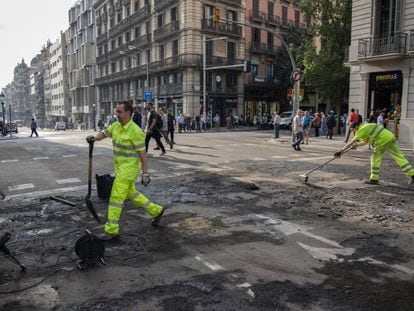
left=334, top=122, right=414, bottom=185
left=214, top=113, right=221, bottom=131
left=195, top=115, right=201, bottom=132
left=302, top=111, right=312, bottom=145
left=132, top=104, right=142, bottom=129
left=145, top=102, right=166, bottom=156
left=177, top=113, right=184, bottom=133
left=201, top=114, right=207, bottom=132
left=325, top=111, right=335, bottom=139
left=273, top=111, right=281, bottom=139
left=320, top=112, right=326, bottom=136
left=85, top=100, right=165, bottom=241
left=312, top=112, right=321, bottom=137
left=167, top=110, right=176, bottom=144
left=291, top=109, right=304, bottom=151
left=30, top=118, right=39, bottom=137
left=345, top=108, right=359, bottom=142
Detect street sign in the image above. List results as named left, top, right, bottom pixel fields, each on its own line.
left=144, top=91, right=153, bottom=101
left=291, top=69, right=301, bottom=82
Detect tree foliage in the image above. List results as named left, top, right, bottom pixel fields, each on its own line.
left=299, top=0, right=352, bottom=103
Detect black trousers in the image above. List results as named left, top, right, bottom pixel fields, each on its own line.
left=326, top=127, right=333, bottom=139
left=168, top=128, right=175, bottom=143
left=30, top=129, right=39, bottom=137
left=145, top=131, right=165, bottom=153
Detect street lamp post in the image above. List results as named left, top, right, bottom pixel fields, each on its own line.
left=202, top=36, right=228, bottom=127
left=0, top=92, right=5, bottom=136
left=92, top=103, right=96, bottom=131
left=9, top=103, right=12, bottom=138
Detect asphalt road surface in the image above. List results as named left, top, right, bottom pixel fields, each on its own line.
left=1, top=127, right=413, bottom=310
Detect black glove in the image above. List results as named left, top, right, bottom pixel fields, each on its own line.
left=334, top=150, right=343, bottom=158
left=86, top=135, right=95, bottom=144
left=141, top=173, right=151, bottom=187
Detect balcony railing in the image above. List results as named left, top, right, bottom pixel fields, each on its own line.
left=206, top=56, right=244, bottom=68
left=130, top=5, right=150, bottom=24
left=129, top=34, right=152, bottom=50
left=115, top=1, right=122, bottom=11
left=202, top=19, right=242, bottom=38
left=250, top=42, right=280, bottom=55
left=154, top=21, right=180, bottom=41
left=158, top=84, right=183, bottom=95
left=358, top=32, right=407, bottom=58
left=150, top=54, right=202, bottom=71
left=216, top=0, right=241, bottom=6
left=109, top=16, right=131, bottom=38
left=122, top=0, right=129, bottom=5
left=250, top=10, right=266, bottom=22
left=155, top=0, right=179, bottom=10
left=266, top=14, right=280, bottom=26
left=281, top=19, right=294, bottom=28
left=410, top=30, right=414, bottom=52
left=96, top=54, right=108, bottom=64
left=96, top=33, right=107, bottom=45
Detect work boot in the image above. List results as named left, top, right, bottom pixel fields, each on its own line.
left=151, top=207, right=165, bottom=227
left=408, top=176, right=414, bottom=185
left=364, top=179, right=379, bottom=185
left=96, top=232, right=120, bottom=243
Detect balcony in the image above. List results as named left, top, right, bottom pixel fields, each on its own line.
left=96, top=16, right=102, bottom=26
left=108, top=46, right=123, bottom=59
left=108, top=5, right=115, bottom=16
left=129, top=34, right=152, bottom=50
left=115, top=1, right=122, bottom=11
left=409, top=30, right=414, bottom=52
left=358, top=32, right=407, bottom=59
left=96, top=54, right=108, bottom=64
left=155, top=0, right=179, bottom=11
left=92, top=0, right=105, bottom=8
left=206, top=56, right=244, bottom=69
left=202, top=19, right=242, bottom=38
left=154, top=21, right=180, bottom=42
left=109, top=16, right=131, bottom=38
left=158, top=84, right=183, bottom=95
left=250, top=42, right=280, bottom=55
left=96, top=33, right=107, bottom=45
left=130, top=5, right=151, bottom=24
left=281, top=19, right=294, bottom=28
left=266, top=14, right=280, bottom=26
left=122, top=0, right=130, bottom=5
left=250, top=10, right=266, bottom=23
left=215, top=0, right=241, bottom=7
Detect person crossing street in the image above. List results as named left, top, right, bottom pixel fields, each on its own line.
left=86, top=100, right=164, bottom=241
left=334, top=122, right=414, bottom=185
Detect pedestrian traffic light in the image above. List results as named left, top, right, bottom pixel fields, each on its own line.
left=243, top=60, right=251, bottom=73
left=298, top=89, right=304, bottom=101
left=213, top=8, right=220, bottom=27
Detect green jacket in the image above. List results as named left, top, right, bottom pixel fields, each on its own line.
left=354, top=123, right=395, bottom=147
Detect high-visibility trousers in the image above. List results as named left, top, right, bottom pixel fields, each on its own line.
left=104, top=177, right=163, bottom=236
left=370, top=138, right=414, bottom=181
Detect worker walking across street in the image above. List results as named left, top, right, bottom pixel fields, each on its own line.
left=334, top=122, right=414, bottom=185
left=86, top=100, right=164, bottom=241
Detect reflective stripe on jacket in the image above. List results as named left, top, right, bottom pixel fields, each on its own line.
left=104, top=120, right=145, bottom=180
left=354, top=123, right=395, bottom=147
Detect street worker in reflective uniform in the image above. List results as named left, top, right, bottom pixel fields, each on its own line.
left=334, top=122, right=414, bottom=185
left=86, top=100, right=164, bottom=241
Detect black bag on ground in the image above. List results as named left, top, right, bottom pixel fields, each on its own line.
left=96, top=174, right=114, bottom=198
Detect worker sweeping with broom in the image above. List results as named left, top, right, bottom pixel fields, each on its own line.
left=86, top=100, right=165, bottom=242
left=334, top=122, right=414, bottom=185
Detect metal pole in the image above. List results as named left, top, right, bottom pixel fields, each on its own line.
left=9, top=104, right=12, bottom=138
left=202, top=34, right=207, bottom=125
left=1, top=103, right=4, bottom=136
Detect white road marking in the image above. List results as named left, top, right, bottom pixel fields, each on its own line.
left=194, top=255, right=225, bottom=271
left=290, top=156, right=332, bottom=162
left=237, top=283, right=252, bottom=288
left=33, top=157, right=50, bottom=160
left=56, top=178, right=82, bottom=184
left=246, top=289, right=255, bottom=298
left=1, top=159, right=18, bottom=163
left=253, top=157, right=265, bottom=161
left=354, top=257, right=414, bottom=276
left=297, top=242, right=355, bottom=261
left=8, top=183, right=35, bottom=192
left=244, top=143, right=255, bottom=146
left=62, top=154, right=77, bottom=158
left=271, top=155, right=285, bottom=159
left=5, top=185, right=90, bottom=200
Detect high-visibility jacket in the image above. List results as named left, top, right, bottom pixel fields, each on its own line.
left=354, top=123, right=394, bottom=147
left=104, top=120, right=145, bottom=180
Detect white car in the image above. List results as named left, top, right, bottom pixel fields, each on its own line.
left=279, top=111, right=293, bottom=129
left=55, top=122, right=66, bottom=131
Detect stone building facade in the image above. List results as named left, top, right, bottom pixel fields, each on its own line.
left=93, top=0, right=245, bottom=125
left=347, top=0, right=414, bottom=148
left=67, top=0, right=97, bottom=129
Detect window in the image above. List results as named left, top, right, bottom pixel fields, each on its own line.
left=172, top=40, right=179, bottom=56
left=110, top=17, right=114, bottom=27
left=111, top=39, right=115, bottom=49
left=171, top=7, right=177, bottom=22
left=117, top=13, right=122, bottom=23
left=252, top=0, right=259, bottom=11
left=282, top=6, right=288, bottom=24
left=125, top=31, right=130, bottom=43
left=267, top=31, right=274, bottom=47
left=204, top=5, right=214, bottom=20
left=118, top=36, right=122, bottom=46
left=206, top=40, right=213, bottom=57
left=146, top=21, right=151, bottom=34
left=375, top=0, right=402, bottom=36
left=135, top=26, right=140, bottom=38
left=159, top=44, right=165, bottom=59
left=125, top=5, right=130, bottom=17
left=134, top=0, right=139, bottom=11
left=227, top=10, right=237, bottom=22
left=265, top=64, right=273, bottom=79
left=157, top=14, right=163, bottom=28
left=253, top=28, right=260, bottom=43
left=146, top=49, right=151, bottom=63
left=268, top=1, right=274, bottom=15
left=227, top=42, right=236, bottom=59
left=295, top=10, right=300, bottom=27
left=137, top=52, right=141, bottom=65
left=111, top=62, right=116, bottom=73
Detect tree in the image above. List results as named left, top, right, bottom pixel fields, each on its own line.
left=299, top=0, right=352, bottom=105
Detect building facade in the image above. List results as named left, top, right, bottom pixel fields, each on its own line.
left=49, top=33, right=69, bottom=125
left=67, top=0, right=97, bottom=129
left=347, top=0, right=414, bottom=148
left=244, top=0, right=310, bottom=122
left=93, top=0, right=245, bottom=125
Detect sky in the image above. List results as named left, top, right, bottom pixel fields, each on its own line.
left=0, top=0, right=76, bottom=89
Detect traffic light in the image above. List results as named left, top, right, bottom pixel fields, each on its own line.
left=213, top=8, right=220, bottom=27
left=298, top=89, right=304, bottom=102
left=243, top=60, right=251, bottom=73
